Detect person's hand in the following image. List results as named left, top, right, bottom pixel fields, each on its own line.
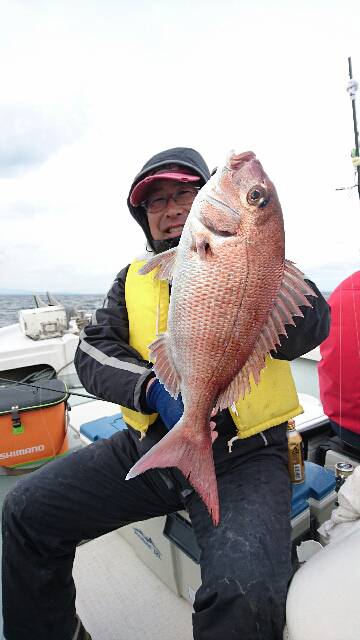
left=145, top=378, right=218, bottom=438
left=145, top=378, right=184, bottom=430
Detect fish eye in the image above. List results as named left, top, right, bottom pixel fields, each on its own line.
left=246, top=185, right=269, bottom=208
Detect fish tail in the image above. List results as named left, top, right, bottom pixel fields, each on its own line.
left=126, top=419, right=220, bottom=526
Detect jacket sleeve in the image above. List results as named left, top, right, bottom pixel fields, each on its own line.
left=271, top=279, right=330, bottom=361
left=74, top=266, right=154, bottom=411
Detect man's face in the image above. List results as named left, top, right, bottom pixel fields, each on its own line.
left=144, top=179, right=198, bottom=240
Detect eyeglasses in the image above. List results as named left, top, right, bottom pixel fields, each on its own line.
left=142, top=186, right=200, bottom=214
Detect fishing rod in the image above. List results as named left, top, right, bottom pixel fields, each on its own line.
left=0, top=377, right=103, bottom=402
left=348, top=56, right=360, bottom=201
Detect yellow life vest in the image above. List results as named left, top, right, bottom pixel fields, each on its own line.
left=120, top=259, right=169, bottom=431
left=120, top=258, right=303, bottom=437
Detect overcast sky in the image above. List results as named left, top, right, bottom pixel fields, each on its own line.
left=1, top=0, right=359, bottom=294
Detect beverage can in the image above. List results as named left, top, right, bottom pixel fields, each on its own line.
left=335, top=462, right=354, bottom=479
left=335, top=461, right=354, bottom=492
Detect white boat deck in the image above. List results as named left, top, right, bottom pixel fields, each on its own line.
left=74, top=531, right=193, bottom=640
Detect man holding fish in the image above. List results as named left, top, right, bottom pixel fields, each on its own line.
left=2, top=147, right=330, bottom=640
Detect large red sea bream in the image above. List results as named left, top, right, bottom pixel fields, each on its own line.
left=126, top=151, right=315, bottom=525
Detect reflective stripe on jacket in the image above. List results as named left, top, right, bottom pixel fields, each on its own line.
left=120, top=259, right=303, bottom=436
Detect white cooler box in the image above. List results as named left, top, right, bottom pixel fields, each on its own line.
left=163, top=506, right=312, bottom=605
left=118, top=516, right=181, bottom=595
left=118, top=502, right=312, bottom=605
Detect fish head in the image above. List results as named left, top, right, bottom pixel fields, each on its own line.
left=196, top=151, right=284, bottom=249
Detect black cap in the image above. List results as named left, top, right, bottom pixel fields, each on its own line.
left=127, top=147, right=210, bottom=253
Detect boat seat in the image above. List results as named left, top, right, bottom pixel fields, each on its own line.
left=286, top=527, right=360, bottom=639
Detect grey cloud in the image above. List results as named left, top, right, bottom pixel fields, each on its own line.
left=0, top=242, right=110, bottom=293
left=1, top=201, right=49, bottom=219
left=0, top=104, right=86, bottom=177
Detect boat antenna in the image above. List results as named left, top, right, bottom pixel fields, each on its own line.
left=347, top=56, right=360, bottom=201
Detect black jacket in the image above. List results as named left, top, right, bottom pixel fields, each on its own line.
left=74, top=266, right=330, bottom=457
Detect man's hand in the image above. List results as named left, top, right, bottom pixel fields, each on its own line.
left=145, top=378, right=218, bottom=437
left=146, top=378, right=184, bottom=430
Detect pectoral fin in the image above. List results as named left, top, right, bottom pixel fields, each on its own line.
left=138, top=248, right=177, bottom=282
left=149, top=333, right=181, bottom=398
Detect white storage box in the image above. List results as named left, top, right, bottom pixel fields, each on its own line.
left=308, top=492, right=337, bottom=528
left=117, top=516, right=180, bottom=595
left=19, top=306, right=68, bottom=340
left=325, top=449, right=360, bottom=472
left=120, top=505, right=312, bottom=606
left=291, top=507, right=311, bottom=543
left=165, top=508, right=312, bottom=605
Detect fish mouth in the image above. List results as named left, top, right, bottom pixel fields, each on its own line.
left=228, top=151, right=256, bottom=171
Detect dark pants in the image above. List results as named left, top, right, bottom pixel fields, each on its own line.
left=2, top=424, right=291, bottom=640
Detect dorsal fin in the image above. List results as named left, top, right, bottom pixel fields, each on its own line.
left=138, top=248, right=177, bottom=282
